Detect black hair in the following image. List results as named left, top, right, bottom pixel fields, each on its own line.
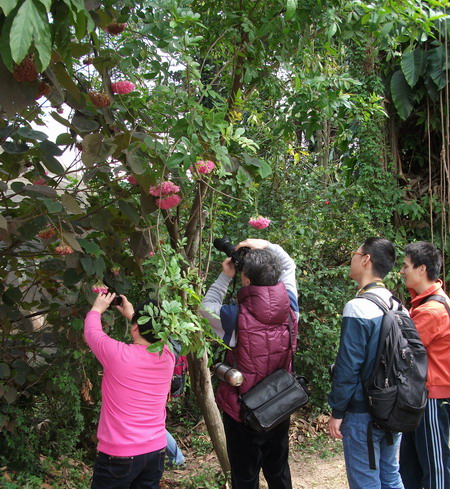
left=404, top=241, right=442, bottom=281
left=131, top=299, right=159, bottom=343
left=361, top=237, right=396, bottom=279
left=242, top=248, right=282, bottom=286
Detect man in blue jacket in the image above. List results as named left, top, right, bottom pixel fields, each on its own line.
left=328, top=237, right=404, bottom=489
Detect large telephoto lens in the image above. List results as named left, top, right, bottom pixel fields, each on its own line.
left=213, top=237, right=235, bottom=257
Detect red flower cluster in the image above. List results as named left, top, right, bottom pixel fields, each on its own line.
left=13, top=56, right=38, bottom=83
left=89, top=91, right=111, bottom=107
left=105, top=22, right=127, bottom=35
left=37, top=226, right=56, bottom=240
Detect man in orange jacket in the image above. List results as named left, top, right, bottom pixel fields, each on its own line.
left=399, top=241, right=450, bottom=489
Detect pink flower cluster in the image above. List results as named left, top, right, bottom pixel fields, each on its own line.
left=149, top=181, right=181, bottom=196
left=111, top=81, right=135, bottom=94
left=193, top=160, right=215, bottom=175
left=155, top=194, right=181, bottom=209
left=92, top=282, right=108, bottom=294
left=248, top=216, right=271, bottom=229
left=33, top=178, right=47, bottom=185
left=127, top=175, right=138, bottom=185
left=149, top=181, right=182, bottom=209
left=55, top=245, right=74, bottom=255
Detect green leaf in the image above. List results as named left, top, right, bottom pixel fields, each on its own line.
left=0, top=363, right=11, bottom=379
left=41, top=154, right=65, bottom=174
left=11, top=181, right=25, bottom=193
left=10, top=0, right=36, bottom=63
left=390, top=70, right=414, bottom=120
left=4, top=385, right=17, bottom=404
left=81, top=134, right=117, bottom=166
left=71, top=318, right=84, bottom=331
left=16, top=127, right=48, bottom=141
left=55, top=133, right=74, bottom=145
left=286, top=0, right=297, bottom=21
left=30, top=1, right=52, bottom=70
left=1, top=0, right=19, bottom=16
left=52, top=63, right=84, bottom=106
left=61, top=194, right=83, bottom=214
left=80, top=255, right=95, bottom=276
left=118, top=200, right=140, bottom=224
left=50, top=112, right=72, bottom=128
left=166, top=152, right=185, bottom=169
left=63, top=269, right=83, bottom=286
left=125, top=148, right=146, bottom=175
left=427, top=46, right=447, bottom=90
left=78, top=238, right=101, bottom=255
left=62, top=230, right=83, bottom=252
left=36, top=0, right=51, bottom=12
left=43, top=198, right=63, bottom=213
left=401, top=48, right=425, bottom=88
left=93, top=257, right=106, bottom=276
left=0, top=214, right=8, bottom=230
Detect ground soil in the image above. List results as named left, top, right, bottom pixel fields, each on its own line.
left=164, top=446, right=348, bottom=489
left=163, top=413, right=349, bottom=489
left=284, top=450, right=348, bottom=489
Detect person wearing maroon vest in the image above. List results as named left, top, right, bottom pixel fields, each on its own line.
left=201, top=239, right=299, bottom=489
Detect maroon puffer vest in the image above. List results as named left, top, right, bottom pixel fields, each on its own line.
left=216, top=281, right=298, bottom=422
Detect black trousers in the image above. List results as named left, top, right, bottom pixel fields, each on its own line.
left=222, top=412, right=292, bottom=489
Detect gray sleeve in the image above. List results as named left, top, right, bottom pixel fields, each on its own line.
left=267, top=243, right=298, bottom=299
left=200, top=273, right=234, bottom=342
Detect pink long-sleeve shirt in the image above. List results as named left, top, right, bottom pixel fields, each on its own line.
left=84, top=310, right=175, bottom=456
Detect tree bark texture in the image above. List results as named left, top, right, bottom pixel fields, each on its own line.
left=188, top=351, right=231, bottom=476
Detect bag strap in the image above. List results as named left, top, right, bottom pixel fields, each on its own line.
left=235, top=308, right=296, bottom=395
left=419, top=294, right=450, bottom=316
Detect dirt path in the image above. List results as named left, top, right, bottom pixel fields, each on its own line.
left=287, top=450, right=348, bottom=489
left=166, top=443, right=349, bottom=489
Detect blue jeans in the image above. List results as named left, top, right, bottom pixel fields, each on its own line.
left=400, top=398, right=450, bottom=489
left=342, top=412, right=404, bottom=489
left=91, top=449, right=165, bottom=489
left=166, top=430, right=185, bottom=466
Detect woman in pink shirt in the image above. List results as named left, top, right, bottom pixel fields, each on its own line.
left=84, top=293, right=175, bottom=489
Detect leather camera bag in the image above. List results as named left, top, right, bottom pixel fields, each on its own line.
left=239, top=314, right=309, bottom=432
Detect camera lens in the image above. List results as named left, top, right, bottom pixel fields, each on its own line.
left=213, top=237, right=235, bottom=257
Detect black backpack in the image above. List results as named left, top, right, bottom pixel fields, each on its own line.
left=358, top=292, right=428, bottom=469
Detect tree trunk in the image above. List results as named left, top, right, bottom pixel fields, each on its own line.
left=188, top=351, right=231, bottom=476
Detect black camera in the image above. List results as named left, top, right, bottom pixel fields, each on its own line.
left=110, top=294, right=123, bottom=306
left=213, top=237, right=250, bottom=272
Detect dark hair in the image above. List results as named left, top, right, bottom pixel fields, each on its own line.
left=242, top=248, right=282, bottom=286
left=404, top=241, right=442, bottom=281
left=131, top=299, right=159, bottom=342
left=361, top=237, right=396, bottom=279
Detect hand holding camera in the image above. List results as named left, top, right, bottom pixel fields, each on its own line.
left=91, top=292, right=118, bottom=314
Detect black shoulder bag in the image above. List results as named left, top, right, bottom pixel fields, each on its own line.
left=239, top=313, right=309, bottom=432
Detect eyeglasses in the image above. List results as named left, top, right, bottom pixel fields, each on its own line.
left=350, top=251, right=366, bottom=258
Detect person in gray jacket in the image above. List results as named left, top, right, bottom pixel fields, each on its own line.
left=201, top=238, right=299, bottom=489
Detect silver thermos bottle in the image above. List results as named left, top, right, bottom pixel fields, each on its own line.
left=213, top=363, right=244, bottom=386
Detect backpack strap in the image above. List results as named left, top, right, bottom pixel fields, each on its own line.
left=419, top=294, right=450, bottom=316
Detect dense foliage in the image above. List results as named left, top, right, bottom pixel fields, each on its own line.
left=0, top=0, right=449, bottom=482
